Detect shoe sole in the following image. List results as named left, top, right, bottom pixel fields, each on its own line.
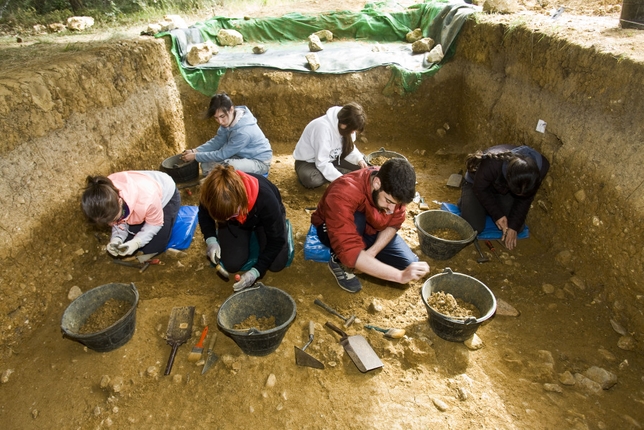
left=328, top=263, right=362, bottom=293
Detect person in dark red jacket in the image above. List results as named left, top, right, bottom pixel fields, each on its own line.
left=458, top=144, right=550, bottom=250
left=311, top=158, right=430, bottom=293
left=198, top=165, right=289, bottom=291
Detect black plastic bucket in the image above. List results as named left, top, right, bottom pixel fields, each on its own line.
left=421, top=268, right=496, bottom=342
left=160, top=154, right=199, bottom=183
left=61, top=283, right=139, bottom=352
left=620, top=0, right=644, bottom=29
left=217, top=283, right=296, bottom=356
left=415, top=210, right=477, bottom=260
left=364, top=147, right=408, bottom=166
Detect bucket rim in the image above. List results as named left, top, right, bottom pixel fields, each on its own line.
left=414, top=210, right=477, bottom=245
left=61, top=282, right=139, bottom=339
left=420, top=268, right=497, bottom=322
left=217, top=283, right=297, bottom=336
left=161, top=154, right=197, bottom=169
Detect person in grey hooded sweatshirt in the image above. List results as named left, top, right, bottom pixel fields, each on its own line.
left=181, top=92, right=272, bottom=176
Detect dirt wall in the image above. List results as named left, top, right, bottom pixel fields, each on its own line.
left=454, top=20, right=644, bottom=335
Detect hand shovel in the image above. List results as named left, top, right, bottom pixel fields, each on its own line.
left=164, top=306, right=195, bottom=376
left=294, top=321, right=324, bottom=369
left=325, top=321, right=383, bottom=373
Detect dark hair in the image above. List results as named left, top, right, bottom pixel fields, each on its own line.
left=204, top=92, right=234, bottom=119
left=337, top=102, right=366, bottom=159
left=200, top=164, right=248, bottom=221
left=376, top=158, right=416, bottom=204
left=466, top=149, right=541, bottom=196
left=506, top=156, right=541, bottom=196
left=81, top=175, right=120, bottom=225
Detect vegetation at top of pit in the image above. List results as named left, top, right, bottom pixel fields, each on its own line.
left=0, top=0, right=295, bottom=34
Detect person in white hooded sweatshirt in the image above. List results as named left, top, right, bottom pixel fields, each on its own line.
left=293, top=103, right=368, bottom=189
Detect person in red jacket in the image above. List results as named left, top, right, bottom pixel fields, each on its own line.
left=311, top=158, right=430, bottom=293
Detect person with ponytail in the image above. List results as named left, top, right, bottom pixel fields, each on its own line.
left=198, top=164, right=290, bottom=292
left=293, top=102, right=368, bottom=188
left=458, top=144, right=550, bottom=250
left=81, top=171, right=180, bottom=257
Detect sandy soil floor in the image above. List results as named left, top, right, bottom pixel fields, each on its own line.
left=1, top=1, right=643, bottom=429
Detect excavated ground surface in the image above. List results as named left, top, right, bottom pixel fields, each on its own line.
left=0, top=1, right=643, bottom=429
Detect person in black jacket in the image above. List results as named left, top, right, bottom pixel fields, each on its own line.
left=458, top=144, right=550, bottom=250
left=198, top=164, right=289, bottom=291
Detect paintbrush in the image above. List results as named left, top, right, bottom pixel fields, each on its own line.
left=187, top=326, right=209, bottom=362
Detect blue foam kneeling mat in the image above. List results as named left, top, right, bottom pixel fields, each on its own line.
left=440, top=202, right=529, bottom=240
left=304, top=224, right=331, bottom=263
left=166, top=205, right=199, bottom=250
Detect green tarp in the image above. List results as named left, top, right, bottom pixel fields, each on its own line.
left=159, top=0, right=479, bottom=95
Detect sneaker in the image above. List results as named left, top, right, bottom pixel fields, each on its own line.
left=328, top=255, right=362, bottom=293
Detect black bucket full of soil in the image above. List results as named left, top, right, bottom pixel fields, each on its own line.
left=364, top=147, right=408, bottom=166
left=415, top=210, right=477, bottom=260
left=217, top=283, right=296, bottom=356
left=421, top=268, right=496, bottom=342
left=620, top=0, right=644, bottom=29
left=160, top=154, right=199, bottom=183
left=61, top=283, right=139, bottom=352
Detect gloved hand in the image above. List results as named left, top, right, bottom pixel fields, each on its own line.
left=117, top=239, right=141, bottom=256
left=206, top=237, right=221, bottom=264
left=106, top=238, right=123, bottom=257
left=233, top=268, right=259, bottom=292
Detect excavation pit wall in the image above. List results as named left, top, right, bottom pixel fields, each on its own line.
left=0, top=20, right=642, bottom=350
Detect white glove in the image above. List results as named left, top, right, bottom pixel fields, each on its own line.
left=106, top=238, right=123, bottom=257
left=117, top=239, right=141, bottom=256
left=233, top=268, right=259, bottom=292
left=206, top=237, right=221, bottom=264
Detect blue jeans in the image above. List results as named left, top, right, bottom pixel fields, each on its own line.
left=316, top=212, right=418, bottom=270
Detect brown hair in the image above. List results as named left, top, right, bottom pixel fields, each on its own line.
left=81, top=175, right=121, bottom=225
left=200, top=165, right=248, bottom=221
left=337, top=102, right=366, bottom=159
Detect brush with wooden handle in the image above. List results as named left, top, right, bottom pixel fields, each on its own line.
left=187, top=326, right=209, bottom=362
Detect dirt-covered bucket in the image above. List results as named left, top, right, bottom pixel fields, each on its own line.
left=217, top=283, right=296, bottom=356
left=421, top=268, right=496, bottom=342
left=415, top=210, right=477, bottom=260
left=364, top=147, right=408, bottom=166
left=61, top=283, right=139, bottom=352
left=160, top=154, right=199, bottom=183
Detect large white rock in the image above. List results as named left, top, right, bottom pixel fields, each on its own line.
left=306, top=53, right=320, bottom=71
left=160, top=15, right=188, bottom=31
left=426, top=44, right=444, bottom=63
left=186, top=41, right=219, bottom=66
left=67, top=16, right=95, bottom=31
left=483, top=0, right=519, bottom=14
left=217, top=29, right=244, bottom=46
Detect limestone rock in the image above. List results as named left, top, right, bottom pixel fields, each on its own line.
left=266, top=373, right=276, bottom=388
left=411, top=37, right=435, bottom=54
left=142, top=23, right=162, bottom=36
left=464, top=333, right=484, bottom=350
left=160, top=15, right=188, bottom=32
left=306, top=53, right=320, bottom=71
left=617, top=335, right=636, bottom=351
left=308, top=34, right=324, bottom=52
left=48, top=23, right=65, bottom=33
left=186, top=41, right=218, bottom=66
left=583, top=366, right=617, bottom=390
left=543, top=383, right=563, bottom=393
left=574, top=189, right=586, bottom=202
left=406, top=28, right=424, bottom=43
left=559, top=370, right=575, bottom=386
left=483, top=0, right=520, bottom=14
left=67, top=16, right=95, bottom=31
left=555, top=250, right=572, bottom=266
left=425, top=44, right=444, bottom=63
left=68, top=286, right=82, bottom=301
left=218, top=29, right=244, bottom=46
left=314, top=30, right=333, bottom=41
left=542, top=283, right=555, bottom=294
left=496, top=298, right=520, bottom=316
left=253, top=44, right=266, bottom=54
left=574, top=373, right=603, bottom=395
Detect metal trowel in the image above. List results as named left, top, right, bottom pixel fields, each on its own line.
left=295, top=321, right=324, bottom=369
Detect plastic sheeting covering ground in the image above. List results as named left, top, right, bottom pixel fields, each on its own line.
left=160, top=0, right=479, bottom=96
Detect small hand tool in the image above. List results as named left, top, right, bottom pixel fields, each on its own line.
left=294, top=321, right=324, bottom=369
left=364, top=324, right=406, bottom=339
left=473, top=240, right=490, bottom=264
left=187, top=326, right=209, bottom=362
left=314, top=299, right=356, bottom=327
left=201, top=332, right=219, bottom=375
left=485, top=240, right=501, bottom=262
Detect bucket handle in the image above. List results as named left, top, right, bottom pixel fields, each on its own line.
left=441, top=267, right=454, bottom=275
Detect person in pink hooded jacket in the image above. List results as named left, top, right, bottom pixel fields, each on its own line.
left=81, top=171, right=180, bottom=257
